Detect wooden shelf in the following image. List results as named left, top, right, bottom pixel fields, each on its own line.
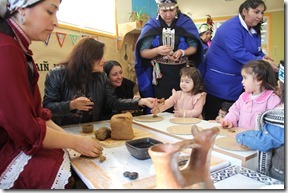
left=117, top=22, right=142, bottom=50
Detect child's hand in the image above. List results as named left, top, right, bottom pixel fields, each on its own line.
left=172, top=89, right=176, bottom=95
left=173, top=109, right=184, bottom=117
left=221, top=120, right=233, bottom=129
left=151, top=107, right=160, bottom=115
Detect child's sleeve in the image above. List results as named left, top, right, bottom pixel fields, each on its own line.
left=236, top=124, right=284, bottom=152
left=223, top=98, right=241, bottom=127
left=267, top=93, right=281, bottom=109
left=185, top=92, right=206, bottom=118
left=158, top=89, right=178, bottom=112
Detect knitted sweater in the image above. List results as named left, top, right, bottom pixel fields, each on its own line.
left=257, top=104, right=284, bottom=181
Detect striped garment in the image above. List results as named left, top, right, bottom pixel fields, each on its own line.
left=257, top=104, right=284, bottom=177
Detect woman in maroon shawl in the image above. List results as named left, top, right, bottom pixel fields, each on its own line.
left=0, top=0, right=102, bottom=189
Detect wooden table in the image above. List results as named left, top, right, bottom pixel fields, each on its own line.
left=63, top=118, right=284, bottom=189
left=132, top=112, right=258, bottom=170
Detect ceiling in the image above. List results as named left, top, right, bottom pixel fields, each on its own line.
left=178, top=0, right=285, bottom=20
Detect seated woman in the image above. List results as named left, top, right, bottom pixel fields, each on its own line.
left=102, top=60, right=142, bottom=119
left=43, top=38, right=154, bottom=126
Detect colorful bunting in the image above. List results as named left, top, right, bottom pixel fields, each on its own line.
left=44, top=34, right=51, bottom=46
left=45, top=32, right=99, bottom=48
left=81, top=34, right=90, bottom=38
left=69, top=34, right=80, bottom=45
left=56, top=32, right=66, bottom=47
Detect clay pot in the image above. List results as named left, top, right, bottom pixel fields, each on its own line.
left=81, top=124, right=94, bottom=133
left=110, top=112, right=134, bottom=140
left=148, top=125, right=219, bottom=189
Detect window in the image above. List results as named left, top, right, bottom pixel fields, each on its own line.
left=57, top=0, right=116, bottom=36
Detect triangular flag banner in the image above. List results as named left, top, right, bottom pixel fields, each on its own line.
left=44, top=34, right=51, bottom=46
left=81, top=34, right=90, bottom=38
left=70, top=34, right=80, bottom=45
left=56, top=32, right=66, bottom=47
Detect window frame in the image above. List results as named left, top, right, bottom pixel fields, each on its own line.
left=57, top=0, right=117, bottom=38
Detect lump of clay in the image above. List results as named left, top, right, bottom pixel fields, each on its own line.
left=110, top=112, right=134, bottom=140
left=95, top=127, right=111, bottom=141
left=82, top=124, right=94, bottom=133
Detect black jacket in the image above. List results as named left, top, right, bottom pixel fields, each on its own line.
left=43, top=66, right=141, bottom=125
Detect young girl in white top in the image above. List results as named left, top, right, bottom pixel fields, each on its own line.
left=151, top=66, right=206, bottom=118
left=221, top=60, right=280, bottom=130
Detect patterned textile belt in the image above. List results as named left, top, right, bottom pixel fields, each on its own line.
left=155, top=56, right=188, bottom=65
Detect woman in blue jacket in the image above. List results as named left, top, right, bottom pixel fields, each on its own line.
left=134, top=0, right=202, bottom=113
left=200, top=0, right=277, bottom=120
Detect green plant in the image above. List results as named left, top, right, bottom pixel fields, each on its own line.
left=129, top=9, right=150, bottom=25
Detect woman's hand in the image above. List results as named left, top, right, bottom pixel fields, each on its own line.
left=158, top=45, right=173, bottom=56
left=70, top=97, right=94, bottom=111
left=141, top=46, right=172, bottom=59
left=169, top=49, right=184, bottom=62
left=74, top=136, right=103, bottom=158
left=262, top=55, right=278, bottom=72
left=138, top=97, right=156, bottom=108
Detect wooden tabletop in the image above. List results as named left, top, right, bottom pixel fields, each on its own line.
left=63, top=118, right=283, bottom=189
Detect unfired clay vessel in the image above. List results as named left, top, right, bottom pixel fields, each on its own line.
left=148, top=125, right=220, bottom=189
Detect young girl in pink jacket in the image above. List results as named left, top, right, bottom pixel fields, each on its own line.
left=221, top=60, right=280, bottom=130
left=151, top=66, right=206, bottom=118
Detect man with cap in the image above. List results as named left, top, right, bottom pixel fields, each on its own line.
left=134, top=0, right=203, bottom=113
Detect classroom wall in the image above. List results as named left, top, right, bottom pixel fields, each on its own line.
left=32, top=8, right=284, bottom=98
left=269, top=11, right=285, bottom=64
left=31, top=27, right=137, bottom=98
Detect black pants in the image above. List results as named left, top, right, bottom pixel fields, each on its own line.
left=203, top=94, right=235, bottom=120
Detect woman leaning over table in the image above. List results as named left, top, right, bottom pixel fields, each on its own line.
left=43, top=38, right=155, bottom=126
left=102, top=60, right=143, bottom=119
left=200, top=0, right=278, bottom=120
left=134, top=0, right=203, bottom=113
left=0, top=0, right=103, bottom=189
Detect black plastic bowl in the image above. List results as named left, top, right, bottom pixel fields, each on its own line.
left=125, top=137, right=163, bottom=160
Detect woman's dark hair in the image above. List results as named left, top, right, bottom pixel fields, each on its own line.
left=242, top=60, right=277, bottom=92
left=61, top=37, right=105, bottom=90
left=239, top=0, right=266, bottom=34
left=103, top=60, right=122, bottom=77
left=179, top=66, right=204, bottom=95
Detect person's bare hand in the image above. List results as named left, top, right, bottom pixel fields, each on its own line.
left=151, top=107, right=160, bottom=115
left=74, top=136, right=103, bottom=158
left=138, top=97, right=155, bottom=108
left=70, top=97, right=94, bottom=111
left=221, top=120, right=233, bottom=128
left=169, top=50, right=182, bottom=61
left=173, top=110, right=184, bottom=117
left=158, top=45, right=172, bottom=56
left=262, top=56, right=278, bottom=72
left=262, top=55, right=274, bottom=61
